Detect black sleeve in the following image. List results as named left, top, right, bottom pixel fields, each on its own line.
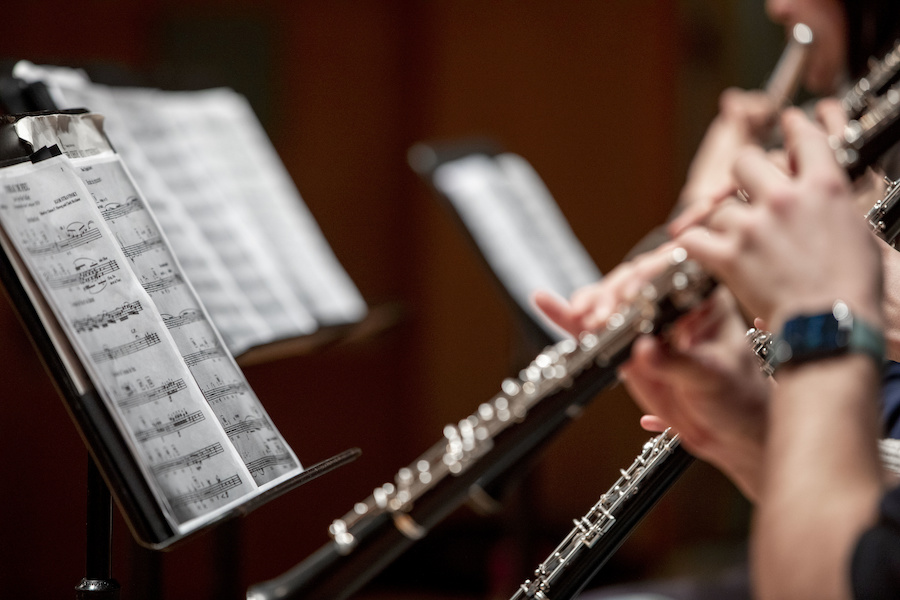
left=881, top=361, right=900, bottom=439
left=851, top=484, right=900, bottom=599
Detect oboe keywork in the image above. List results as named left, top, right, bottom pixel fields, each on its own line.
left=246, top=251, right=715, bottom=600
left=510, top=430, right=692, bottom=600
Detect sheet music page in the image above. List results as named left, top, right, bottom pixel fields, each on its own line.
left=12, top=61, right=323, bottom=348
left=431, top=153, right=601, bottom=340
left=5, top=114, right=303, bottom=533
left=11, top=62, right=278, bottom=355
left=114, top=145, right=275, bottom=356
left=495, top=153, right=602, bottom=293
left=164, top=88, right=367, bottom=326
left=108, top=87, right=318, bottom=342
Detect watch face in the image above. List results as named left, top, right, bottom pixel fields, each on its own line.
left=774, top=303, right=884, bottom=372
left=780, top=312, right=848, bottom=363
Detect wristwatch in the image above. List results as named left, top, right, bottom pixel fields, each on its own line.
left=770, top=300, right=885, bottom=374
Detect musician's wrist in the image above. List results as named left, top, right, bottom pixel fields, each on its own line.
left=768, top=300, right=884, bottom=377
left=767, top=295, right=882, bottom=337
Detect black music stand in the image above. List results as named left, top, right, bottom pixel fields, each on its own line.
left=0, top=108, right=361, bottom=598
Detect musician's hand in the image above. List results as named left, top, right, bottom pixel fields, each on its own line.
left=619, top=288, right=771, bottom=501
left=679, top=108, right=883, bottom=333
left=533, top=242, right=685, bottom=336
left=669, top=88, right=777, bottom=236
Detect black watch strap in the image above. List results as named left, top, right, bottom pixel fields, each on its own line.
left=770, top=301, right=884, bottom=373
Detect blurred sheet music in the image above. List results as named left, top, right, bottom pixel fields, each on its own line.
left=13, top=61, right=367, bottom=356
left=430, top=152, right=601, bottom=341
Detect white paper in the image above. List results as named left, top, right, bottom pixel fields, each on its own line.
left=432, top=153, right=601, bottom=341
left=13, top=61, right=368, bottom=355
left=1, top=114, right=303, bottom=533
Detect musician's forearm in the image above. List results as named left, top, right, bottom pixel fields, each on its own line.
left=752, top=355, right=885, bottom=600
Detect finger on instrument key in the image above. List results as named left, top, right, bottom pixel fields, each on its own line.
left=676, top=226, right=735, bottom=277
left=703, top=195, right=751, bottom=234
left=781, top=108, right=841, bottom=178
left=732, top=145, right=791, bottom=204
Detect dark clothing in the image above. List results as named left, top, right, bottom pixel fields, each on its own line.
left=848, top=363, right=900, bottom=598
left=851, top=484, right=900, bottom=599
left=881, top=362, right=900, bottom=438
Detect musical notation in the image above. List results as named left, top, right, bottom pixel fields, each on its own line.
left=46, top=257, right=119, bottom=290
left=202, top=382, right=249, bottom=404
left=246, top=452, right=295, bottom=473
left=121, top=235, right=164, bottom=260
left=26, top=222, right=101, bottom=255
left=90, top=332, right=161, bottom=363
left=141, top=272, right=183, bottom=294
left=170, top=474, right=243, bottom=508
left=117, top=378, right=188, bottom=410
left=162, top=308, right=204, bottom=330
left=72, top=299, right=143, bottom=332
left=0, top=107, right=304, bottom=537
left=183, top=346, right=226, bottom=368
left=151, top=442, right=225, bottom=475
left=134, top=409, right=206, bottom=442
left=100, top=197, right=144, bottom=221
left=225, top=416, right=270, bottom=438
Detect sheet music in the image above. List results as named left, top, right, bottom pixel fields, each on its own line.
left=157, top=88, right=368, bottom=326
left=431, top=153, right=601, bottom=340
left=496, top=153, right=603, bottom=292
left=3, top=113, right=303, bottom=533
left=13, top=61, right=368, bottom=352
left=107, top=87, right=318, bottom=341
left=11, top=62, right=282, bottom=355
left=47, top=83, right=276, bottom=355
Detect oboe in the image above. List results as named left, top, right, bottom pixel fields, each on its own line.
left=513, top=341, right=900, bottom=600
left=245, top=24, right=808, bottom=600
left=835, top=68, right=900, bottom=178
left=506, top=36, right=900, bottom=600
left=842, top=38, right=900, bottom=119
left=511, top=430, right=692, bottom=600
left=246, top=27, right=900, bottom=600
left=247, top=251, right=715, bottom=600
left=866, top=177, right=900, bottom=248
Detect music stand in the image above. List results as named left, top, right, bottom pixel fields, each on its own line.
left=0, top=111, right=360, bottom=598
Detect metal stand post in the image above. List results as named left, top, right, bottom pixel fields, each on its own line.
left=75, top=458, right=121, bottom=600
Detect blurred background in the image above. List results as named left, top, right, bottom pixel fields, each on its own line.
left=0, top=1, right=784, bottom=598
